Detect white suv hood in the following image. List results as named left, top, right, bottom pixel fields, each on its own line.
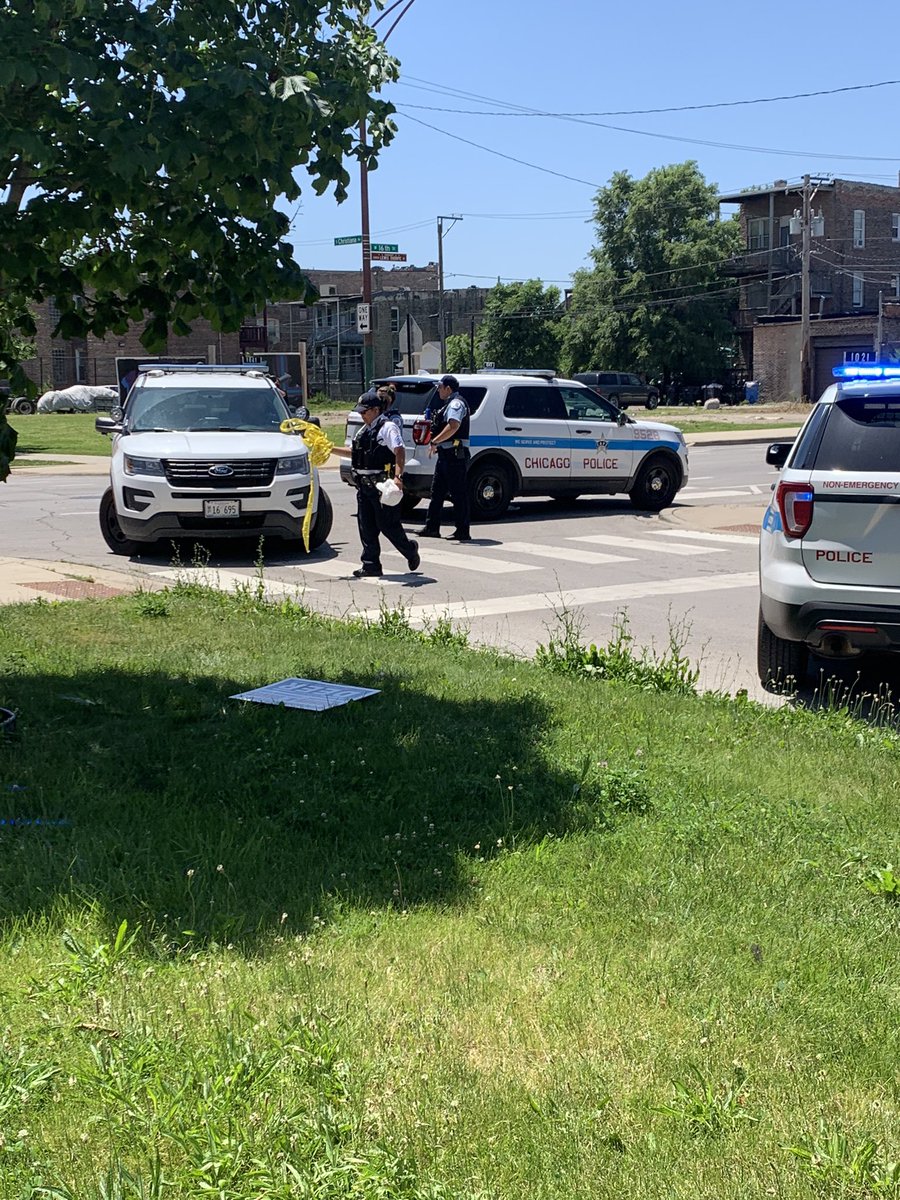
left=118, top=431, right=308, bottom=459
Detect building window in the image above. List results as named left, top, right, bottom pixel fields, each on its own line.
left=339, top=345, right=362, bottom=380
left=853, top=210, right=866, bottom=249
left=893, top=213, right=900, bottom=242
left=746, top=282, right=768, bottom=310
left=51, top=347, right=68, bottom=386
left=315, top=304, right=335, bottom=331
left=852, top=272, right=864, bottom=307
left=893, top=274, right=900, bottom=298
left=747, top=218, right=768, bottom=251
left=390, top=306, right=400, bottom=333
left=74, top=348, right=86, bottom=383
left=47, top=298, right=61, bottom=326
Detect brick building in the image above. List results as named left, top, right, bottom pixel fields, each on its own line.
left=720, top=176, right=900, bottom=399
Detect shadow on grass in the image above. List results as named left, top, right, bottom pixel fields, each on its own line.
left=1, top=661, right=601, bottom=950
left=774, top=651, right=900, bottom=727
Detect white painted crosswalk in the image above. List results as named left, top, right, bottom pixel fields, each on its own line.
left=568, top=533, right=726, bottom=557
left=495, top=540, right=635, bottom=565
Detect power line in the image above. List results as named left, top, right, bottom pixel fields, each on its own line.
left=395, top=77, right=900, bottom=118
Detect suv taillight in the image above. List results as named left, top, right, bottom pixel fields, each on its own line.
left=776, top=480, right=814, bottom=538
left=412, top=418, right=432, bottom=446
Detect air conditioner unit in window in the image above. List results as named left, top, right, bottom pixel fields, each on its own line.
left=320, top=284, right=338, bottom=297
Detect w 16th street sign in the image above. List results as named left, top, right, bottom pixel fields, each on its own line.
left=370, top=242, right=398, bottom=252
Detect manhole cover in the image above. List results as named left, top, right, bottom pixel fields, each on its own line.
left=20, top=580, right=129, bottom=600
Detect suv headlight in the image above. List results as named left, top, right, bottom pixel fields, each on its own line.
left=124, top=455, right=164, bottom=476
left=276, top=455, right=310, bottom=476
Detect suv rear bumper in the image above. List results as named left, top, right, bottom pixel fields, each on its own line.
left=761, top=595, right=900, bottom=651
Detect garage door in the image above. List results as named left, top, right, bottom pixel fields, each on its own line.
left=813, top=346, right=873, bottom=399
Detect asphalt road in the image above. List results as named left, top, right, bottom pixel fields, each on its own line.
left=3, top=443, right=779, bottom=697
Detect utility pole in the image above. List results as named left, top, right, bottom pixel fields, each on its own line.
left=799, top=173, right=811, bottom=401
left=877, top=290, right=884, bottom=360
left=437, top=214, right=462, bottom=372
left=359, top=118, right=373, bottom=385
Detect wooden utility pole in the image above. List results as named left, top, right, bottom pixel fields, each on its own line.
left=799, top=174, right=811, bottom=401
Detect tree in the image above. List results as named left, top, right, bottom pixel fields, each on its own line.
left=476, top=280, right=562, bottom=371
left=444, top=333, right=472, bottom=374
left=560, top=162, right=741, bottom=385
left=0, top=0, right=397, bottom=388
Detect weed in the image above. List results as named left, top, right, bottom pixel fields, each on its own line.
left=863, top=864, right=900, bottom=902
left=536, top=608, right=699, bottom=695
left=785, top=1127, right=900, bottom=1194
left=135, top=593, right=169, bottom=619
left=654, top=1065, right=755, bottom=1135
left=423, top=614, right=469, bottom=650
left=33, top=920, right=138, bottom=1000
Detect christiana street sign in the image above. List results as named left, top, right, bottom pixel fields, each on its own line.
left=334, top=235, right=362, bottom=245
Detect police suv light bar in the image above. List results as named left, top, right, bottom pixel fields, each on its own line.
left=832, top=364, right=900, bottom=379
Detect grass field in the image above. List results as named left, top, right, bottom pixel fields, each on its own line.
left=1, top=588, right=898, bottom=1198
left=9, top=413, right=347, bottom=460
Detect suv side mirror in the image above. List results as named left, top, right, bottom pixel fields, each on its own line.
left=765, top=442, right=792, bottom=469
left=95, top=416, right=123, bottom=437
left=617, top=410, right=628, bottom=426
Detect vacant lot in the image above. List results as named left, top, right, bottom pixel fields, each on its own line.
left=0, top=590, right=897, bottom=1198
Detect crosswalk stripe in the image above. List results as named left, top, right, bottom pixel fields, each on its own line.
left=150, top=568, right=318, bottom=596
left=357, top=571, right=758, bottom=623
left=678, top=488, right=758, bottom=500
left=568, top=534, right=725, bottom=556
left=383, top=546, right=540, bottom=574
left=648, top=529, right=759, bottom=545
left=496, top=540, right=635, bottom=565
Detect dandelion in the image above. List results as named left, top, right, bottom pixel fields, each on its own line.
left=186, top=868, right=195, bottom=878
left=216, top=864, right=224, bottom=873
left=280, top=912, right=288, bottom=925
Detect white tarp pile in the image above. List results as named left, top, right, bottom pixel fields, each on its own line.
left=37, top=385, right=118, bottom=413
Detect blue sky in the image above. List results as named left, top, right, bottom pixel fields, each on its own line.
left=287, top=0, right=900, bottom=288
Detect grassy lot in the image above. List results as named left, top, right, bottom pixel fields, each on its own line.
left=1, top=591, right=899, bottom=1198
left=9, top=413, right=347, bottom=459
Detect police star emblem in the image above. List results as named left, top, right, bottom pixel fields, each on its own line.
left=596, top=437, right=608, bottom=452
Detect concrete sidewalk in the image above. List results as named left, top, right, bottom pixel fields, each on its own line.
left=0, top=556, right=158, bottom=605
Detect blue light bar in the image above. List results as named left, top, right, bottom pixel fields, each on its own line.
left=832, top=364, right=900, bottom=379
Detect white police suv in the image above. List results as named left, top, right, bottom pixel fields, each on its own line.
left=342, top=371, right=688, bottom=519
left=95, top=364, right=332, bottom=554
left=759, top=363, right=900, bottom=688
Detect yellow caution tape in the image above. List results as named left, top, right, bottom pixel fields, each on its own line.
left=279, top=418, right=335, bottom=551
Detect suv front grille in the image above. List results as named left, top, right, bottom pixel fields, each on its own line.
left=162, top=459, right=277, bottom=488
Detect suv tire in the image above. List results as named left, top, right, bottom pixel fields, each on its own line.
left=645, top=392, right=659, bottom=410
left=468, top=459, right=513, bottom=520
left=757, top=608, right=808, bottom=691
left=628, top=457, right=678, bottom=511
left=99, top=488, right=142, bottom=556
left=306, top=488, right=333, bottom=551
left=12, top=397, right=36, bottom=415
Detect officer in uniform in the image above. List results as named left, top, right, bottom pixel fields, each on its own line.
left=350, top=390, right=420, bottom=578
left=418, top=374, right=471, bottom=542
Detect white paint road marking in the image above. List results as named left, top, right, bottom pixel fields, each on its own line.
left=493, top=540, right=635, bottom=565
left=649, top=529, right=759, bottom=545
left=357, top=572, right=759, bottom=623
left=677, top=488, right=758, bottom=500
left=384, top=546, right=540, bottom=574
left=150, top=568, right=318, bottom=596
left=568, top=534, right=726, bottom=557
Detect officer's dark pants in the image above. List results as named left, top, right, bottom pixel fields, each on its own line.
left=423, top=449, right=470, bottom=537
left=356, top=481, right=417, bottom=572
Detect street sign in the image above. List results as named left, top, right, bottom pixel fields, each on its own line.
left=357, top=303, right=371, bottom=333
left=370, top=242, right=399, bottom=252
left=371, top=252, right=407, bottom=262
left=334, top=235, right=362, bottom=246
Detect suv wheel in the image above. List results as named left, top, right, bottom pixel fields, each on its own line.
left=468, top=460, right=513, bottom=520
left=306, top=488, right=333, bottom=551
left=12, top=397, right=35, bottom=415
left=99, top=489, right=141, bottom=555
left=757, top=608, right=808, bottom=691
left=628, top=457, right=678, bottom=511
left=645, top=392, right=659, bottom=411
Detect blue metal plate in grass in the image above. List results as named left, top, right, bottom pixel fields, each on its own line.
left=230, top=677, right=380, bottom=712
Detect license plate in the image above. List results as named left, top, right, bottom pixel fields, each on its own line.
left=203, top=500, right=240, bottom=518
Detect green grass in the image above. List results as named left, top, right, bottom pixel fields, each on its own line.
left=1, top=590, right=899, bottom=1198
left=10, top=413, right=112, bottom=456
left=9, top=413, right=348, bottom=459
left=8, top=458, right=77, bottom=468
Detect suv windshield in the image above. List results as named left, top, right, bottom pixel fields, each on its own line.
left=127, top=386, right=288, bottom=433
left=814, top=394, right=900, bottom=471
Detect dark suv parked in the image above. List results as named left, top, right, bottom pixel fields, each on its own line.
left=573, top=371, right=659, bottom=410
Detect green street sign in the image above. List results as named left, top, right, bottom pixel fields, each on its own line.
left=334, top=235, right=362, bottom=246
left=370, top=242, right=399, bottom=252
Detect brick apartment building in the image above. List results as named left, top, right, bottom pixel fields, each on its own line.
left=19, top=264, right=489, bottom=404
left=720, top=176, right=900, bottom=399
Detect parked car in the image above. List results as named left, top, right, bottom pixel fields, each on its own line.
left=572, top=371, right=659, bottom=410
left=758, top=363, right=900, bottom=688
left=94, top=364, right=332, bottom=555
left=341, top=371, right=688, bottom=520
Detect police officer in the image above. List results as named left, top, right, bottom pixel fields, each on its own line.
left=350, top=389, right=420, bottom=578
left=418, top=374, right=471, bottom=542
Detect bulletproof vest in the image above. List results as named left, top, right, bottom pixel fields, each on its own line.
left=351, top=414, right=395, bottom=473
left=430, top=393, right=470, bottom=445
